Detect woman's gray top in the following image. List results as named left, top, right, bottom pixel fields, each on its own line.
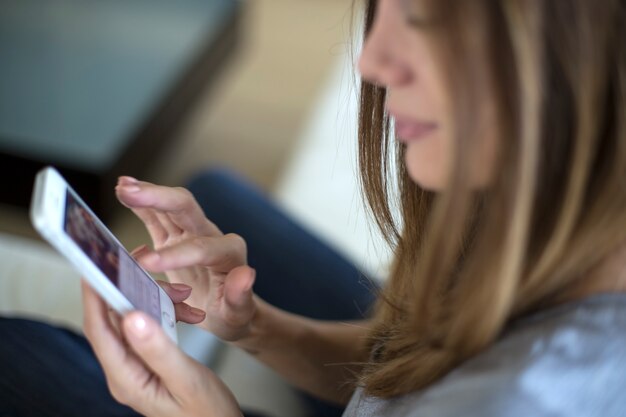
left=343, top=293, right=626, bottom=417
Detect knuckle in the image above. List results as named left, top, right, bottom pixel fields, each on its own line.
left=184, top=372, right=204, bottom=399
left=221, top=307, right=243, bottom=327
left=143, top=334, right=168, bottom=363
left=108, top=381, right=129, bottom=405
left=174, top=186, right=192, bottom=197
left=175, top=187, right=196, bottom=208
left=190, top=235, right=209, bottom=253
left=184, top=236, right=213, bottom=266
left=143, top=215, right=160, bottom=228
left=225, top=233, right=247, bottom=254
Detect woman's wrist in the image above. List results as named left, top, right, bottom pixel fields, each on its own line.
left=231, top=296, right=271, bottom=354
left=231, top=296, right=303, bottom=355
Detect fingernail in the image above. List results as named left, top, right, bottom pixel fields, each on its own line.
left=121, top=185, right=140, bottom=193
left=131, top=316, right=150, bottom=339
left=142, top=252, right=160, bottom=264
left=189, top=306, right=206, bottom=316
left=131, top=244, right=148, bottom=256
left=171, top=283, right=191, bottom=292
left=119, top=176, right=139, bottom=184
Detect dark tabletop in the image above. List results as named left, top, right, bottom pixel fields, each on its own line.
left=0, top=0, right=242, bottom=216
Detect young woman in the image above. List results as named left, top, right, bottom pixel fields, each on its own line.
left=2, top=0, right=625, bottom=416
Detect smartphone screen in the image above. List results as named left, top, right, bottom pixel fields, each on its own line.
left=63, top=190, right=162, bottom=322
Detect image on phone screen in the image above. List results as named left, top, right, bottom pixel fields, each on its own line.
left=63, top=190, right=162, bottom=322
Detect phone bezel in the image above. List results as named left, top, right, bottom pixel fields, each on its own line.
left=30, top=167, right=178, bottom=343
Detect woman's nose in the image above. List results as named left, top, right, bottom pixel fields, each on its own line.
left=358, top=27, right=412, bottom=88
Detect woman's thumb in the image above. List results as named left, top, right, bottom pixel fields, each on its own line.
left=224, top=266, right=256, bottom=310
left=122, top=311, right=192, bottom=399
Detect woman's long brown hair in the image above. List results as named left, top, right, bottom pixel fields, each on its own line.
left=358, top=0, right=626, bottom=398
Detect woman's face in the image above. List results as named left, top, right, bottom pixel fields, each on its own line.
left=358, top=0, right=496, bottom=191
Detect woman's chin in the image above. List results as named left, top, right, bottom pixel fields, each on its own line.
left=405, top=162, right=446, bottom=192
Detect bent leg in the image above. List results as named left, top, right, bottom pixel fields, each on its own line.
left=0, top=318, right=140, bottom=417
left=187, top=168, right=379, bottom=417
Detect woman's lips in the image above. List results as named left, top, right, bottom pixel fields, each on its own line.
left=394, top=118, right=438, bottom=142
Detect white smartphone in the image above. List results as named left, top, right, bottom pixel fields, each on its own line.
left=30, top=166, right=178, bottom=343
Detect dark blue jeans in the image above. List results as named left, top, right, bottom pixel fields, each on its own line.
left=0, top=168, right=377, bottom=417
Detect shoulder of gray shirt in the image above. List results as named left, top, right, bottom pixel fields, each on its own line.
left=343, top=293, right=626, bottom=417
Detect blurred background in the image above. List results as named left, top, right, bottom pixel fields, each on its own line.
left=0, top=0, right=358, bottom=242
left=0, top=1, right=391, bottom=416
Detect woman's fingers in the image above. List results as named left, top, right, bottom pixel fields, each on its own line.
left=155, top=281, right=206, bottom=324
left=107, top=308, right=124, bottom=337
left=224, top=266, right=256, bottom=311
left=157, top=281, right=192, bottom=303
left=122, top=311, right=201, bottom=403
left=117, top=178, right=190, bottom=211
left=128, top=207, right=169, bottom=246
left=174, top=302, right=207, bottom=324
left=204, top=266, right=257, bottom=341
left=81, top=281, right=151, bottom=402
left=82, top=280, right=123, bottom=351
left=138, top=234, right=247, bottom=274
left=130, top=244, right=150, bottom=258
left=82, top=283, right=241, bottom=415
left=82, top=280, right=199, bottom=411
left=115, top=179, right=220, bottom=237
left=156, top=211, right=184, bottom=238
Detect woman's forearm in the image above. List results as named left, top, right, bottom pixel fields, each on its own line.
left=233, top=297, right=372, bottom=405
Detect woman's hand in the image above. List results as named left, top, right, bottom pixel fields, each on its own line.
left=116, top=176, right=257, bottom=342
left=81, top=281, right=242, bottom=417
